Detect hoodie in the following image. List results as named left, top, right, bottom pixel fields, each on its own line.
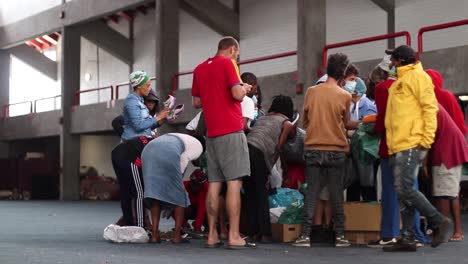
left=426, top=69, right=467, bottom=135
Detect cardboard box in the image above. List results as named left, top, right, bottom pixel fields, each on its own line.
left=271, top=223, right=302, bottom=243
left=344, top=202, right=382, bottom=231
left=345, top=231, right=380, bottom=245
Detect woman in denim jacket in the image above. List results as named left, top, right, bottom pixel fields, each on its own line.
left=121, top=71, right=169, bottom=141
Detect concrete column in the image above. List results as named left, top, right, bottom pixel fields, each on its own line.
left=59, top=26, right=81, bottom=200
left=387, top=8, right=396, bottom=48
left=297, top=0, right=326, bottom=89
left=0, top=50, right=10, bottom=118
left=155, top=0, right=179, bottom=133
left=155, top=0, right=179, bottom=100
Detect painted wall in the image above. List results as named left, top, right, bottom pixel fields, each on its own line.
left=80, top=135, right=120, bottom=178
left=239, top=0, right=297, bottom=77
left=79, top=37, right=129, bottom=105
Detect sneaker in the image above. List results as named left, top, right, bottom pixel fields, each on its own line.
left=415, top=239, right=424, bottom=248
left=431, top=217, right=451, bottom=248
left=335, top=236, right=351, bottom=247
left=167, top=104, right=184, bottom=122
left=367, top=238, right=397, bottom=248
left=383, top=238, right=417, bottom=252
left=163, top=95, right=176, bottom=109
left=291, top=236, right=310, bottom=247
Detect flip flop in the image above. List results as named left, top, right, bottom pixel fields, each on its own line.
left=449, top=234, right=464, bottom=242
left=205, top=241, right=224, bottom=248
left=226, top=242, right=257, bottom=250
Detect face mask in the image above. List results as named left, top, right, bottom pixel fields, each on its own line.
left=389, top=66, right=397, bottom=77
left=343, top=80, right=356, bottom=94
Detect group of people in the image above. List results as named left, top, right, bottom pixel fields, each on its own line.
left=293, top=45, right=468, bottom=252
left=108, top=36, right=467, bottom=252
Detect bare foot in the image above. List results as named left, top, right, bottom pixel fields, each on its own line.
left=449, top=233, right=464, bottom=242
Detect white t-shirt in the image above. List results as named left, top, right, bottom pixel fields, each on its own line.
left=241, top=96, right=255, bottom=127
left=186, top=111, right=202, bottom=131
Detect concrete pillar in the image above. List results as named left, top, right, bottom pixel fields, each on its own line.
left=0, top=50, right=10, bottom=118
left=155, top=0, right=179, bottom=100
left=297, top=0, right=326, bottom=89
left=59, top=26, right=81, bottom=200
left=155, top=0, right=179, bottom=133
left=387, top=8, right=395, bottom=48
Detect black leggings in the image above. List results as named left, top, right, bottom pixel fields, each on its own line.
left=242, top=144, right=271, bottom=237
left=111, top=145, right=145, bottom=227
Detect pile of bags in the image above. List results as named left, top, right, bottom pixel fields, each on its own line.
left=269, top=188, right=304, bottom=224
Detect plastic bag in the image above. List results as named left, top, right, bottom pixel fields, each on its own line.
left=103, top=224, right=149, bottom=243
left=269, top=160, right=283, bottom=189
left=278, top=200, right=303, bottom=224
left=269, top=207, right=286, bottom=223
left=283, top=128, right=305, bottom=163
left=268, top=188, right=304, bottom=209
left=350, top=123, right=380, bottom=165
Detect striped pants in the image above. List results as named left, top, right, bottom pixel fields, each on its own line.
left=111, top=145, right=145, bottom=228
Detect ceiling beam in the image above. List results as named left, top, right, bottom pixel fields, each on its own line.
left=79, top=20, right=133, bottom=65
left=181, top=0, right=239, bottom=39
left=8, top=44, right=58, bottom=80
left=370, top=0, right=395, bottom=13
left=0, top=0, right=153, bottom=48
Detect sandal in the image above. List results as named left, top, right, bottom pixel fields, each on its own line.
left=449, top=234, right=464, bottom=242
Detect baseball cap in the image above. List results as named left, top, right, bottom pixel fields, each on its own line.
left=385, top=45, right=416, bottom=62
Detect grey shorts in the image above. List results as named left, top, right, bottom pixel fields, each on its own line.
left=206, top=131, right=250, bottom=182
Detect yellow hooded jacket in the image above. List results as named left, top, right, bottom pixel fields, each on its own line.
left=385, top=61, right=438, bottom=155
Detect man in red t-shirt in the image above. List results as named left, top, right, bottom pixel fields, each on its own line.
left=192, top=37, right=255, bottom=249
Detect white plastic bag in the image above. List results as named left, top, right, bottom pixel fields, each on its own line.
left=103, top=224, right=149, bottom=243
left=269, top=160, right=283, bottom=189
left=270, top=207, right=286, bottom=223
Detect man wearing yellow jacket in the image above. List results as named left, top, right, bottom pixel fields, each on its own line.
left=383, top=45, right=450, bottom=252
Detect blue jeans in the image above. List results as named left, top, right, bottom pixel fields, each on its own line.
left=380, top=158, right=400, bottom=238
left=390, top=148, right=444, bottom=240
left=381, top=158, right=428, bottom=241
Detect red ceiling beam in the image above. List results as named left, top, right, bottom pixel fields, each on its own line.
left=37, top=37, right=53, bottom=49
left=27, top=39, right=45, bottom=51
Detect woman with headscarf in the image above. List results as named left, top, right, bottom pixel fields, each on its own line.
left=121, top=71, right=169, bottom=141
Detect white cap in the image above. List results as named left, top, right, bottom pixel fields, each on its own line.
left=378, top=55, right=392, bottom=73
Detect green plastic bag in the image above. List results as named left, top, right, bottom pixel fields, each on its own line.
left=278, top=200, right=303, bottom=224
left=350, top=123, right=380, bottom=165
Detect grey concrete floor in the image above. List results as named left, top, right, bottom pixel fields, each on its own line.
left=1, top=201, right=467, bottom=264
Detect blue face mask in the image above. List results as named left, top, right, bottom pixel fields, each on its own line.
left=343, top=80, right=357, bottom=94
left=252, top=95, right=258, bottom=104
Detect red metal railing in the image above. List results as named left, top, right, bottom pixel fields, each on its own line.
left=320, top=31, right=411, bottom=76
left=171, top=51, right=298, bottom=92
left=3, top=101, right=33, bottom=118
left=418, top=19, right=468, bottom=54
left=33, top=95, right=61, bottom=113
left=73, top=86, right=114, bottom=106
left=115, top=77, right=156, bottom=99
